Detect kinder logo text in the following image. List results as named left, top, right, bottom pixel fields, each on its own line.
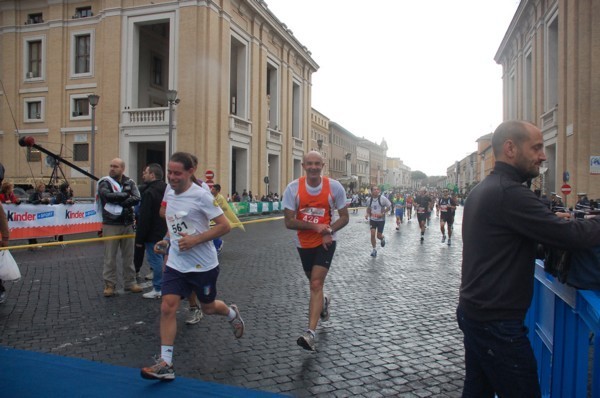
left=6, top=210, right=55, bottom=222
left=65, top=210, right=86, bottom=219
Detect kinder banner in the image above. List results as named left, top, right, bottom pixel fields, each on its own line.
left=229, top=201, right=282, bottom=215
left=4, top=203, right=102, bottom=240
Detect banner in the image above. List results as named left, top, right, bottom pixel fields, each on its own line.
left=4, top=203, right=102, bottom=240
left=229, top=201, right=282, bottom=216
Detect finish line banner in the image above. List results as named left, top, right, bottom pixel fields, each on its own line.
left=4, top=203, right=102, bottom=240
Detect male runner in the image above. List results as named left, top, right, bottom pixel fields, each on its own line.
left=438, top=189, right=457, bottom=245
left=141, top=152, right=244, bottom=381
left=283, top=151, right=349, bottom=351
left=393, top=193, right=405, bottom=231
left=366, top=185, right=392, bottom=257
left=405, top=194, right=414, bottom=221
left=414, top=187, right=432, bottom=243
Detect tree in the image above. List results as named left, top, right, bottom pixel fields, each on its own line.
left=411, top=170, right=427, bottom=181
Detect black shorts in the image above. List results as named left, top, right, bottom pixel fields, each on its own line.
left=417, top=213, right=428, bottom=223
left=369, top=220, right=385, bottom=233
left=297, top=241, right=337, bottom=273
left=161, top=266, right=219, bottom=304
left=441, top=213, right=455, bottom=225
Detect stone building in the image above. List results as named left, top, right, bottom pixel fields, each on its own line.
left=0, top=0, right=317, bottom=197
left=495, top=0, right=600, bottom=206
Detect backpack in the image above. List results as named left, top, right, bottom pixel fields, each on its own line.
left=368, top=196, right=382, bottom=208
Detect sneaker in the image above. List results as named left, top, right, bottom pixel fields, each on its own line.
left=447, top=238, right=452, bottom=246
left=380, top=236, right=386, bottom=247
left=396, top=226, right=399, bottom=231
left=125, top=284, right=143, bottom=293
left=185, top=307, right=204, bottom=325
left=0, top=291, right=6, bottom=304
left=320, top=294, right=330, bottom=322
left=142, top=289, right=162, bottom=299
left=229, top=304, right=245, bottom=338
left=420, top=236, right=424, bottom=244
left=297, top=331, right=316, bottom=351
left=140, top=357, right=175, bottom=381
left=442, top=235, right=446, bottom=243
left=370, top=249, right=377, bottom=257
left=103, top=284, right=115, bottom=297
left=145, top=271, right=154, bottom=280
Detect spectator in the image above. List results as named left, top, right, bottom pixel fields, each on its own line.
left=0, top=202, right=9, bottom=304
left=97, top=158, right=142, bottom=297
left=53, top=182, right=74, bottom=205
left=27, top=182, right=50, bottom=248
left=0, top=162, right=4, bottom=186
left=0, top=182, right=21, bottom=204
left=136, top=163, right=167, bottom=299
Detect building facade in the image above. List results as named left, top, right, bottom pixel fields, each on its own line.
left=0, top=0, right=317, bottom=197
left=495, top=0, right=600, bottom=206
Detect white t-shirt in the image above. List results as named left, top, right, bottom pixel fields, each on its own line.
left=282, top=177, right=347, bottom=247
left=367, top=195, right=391, bottom=221
left=164, top=183, right=223, bottom=273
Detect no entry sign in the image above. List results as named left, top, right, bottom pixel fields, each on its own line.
left=205, top=170, right=214, bottom=180
left=561, top=184, right=572, bottom=195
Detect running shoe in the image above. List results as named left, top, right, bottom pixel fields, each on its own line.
left=0, top=292, right=6, bottom=304
left=142, top=289, right=162, bottom=299
left=370, top=249, right=377, bottom=257
left=396, top=226, right=399, bottom=231
left=140, top=357, right=175, bottom=381
left=229, top=304, right=245, bottom=338
left=185, top=307, right=204, bottom=325
left=420, top=236, right=424, bottom=244
left=320, top=294, right=330, bottom=322
left=441, top=235, right=446, bottom=243
left=447, top=238, right=452, bottom=246
left=297, top=331, right=316, bottom=351
left=381, top=236, right=386, bottom=247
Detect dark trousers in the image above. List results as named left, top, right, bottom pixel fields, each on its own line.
left=456, top=306, right=541, bottom=398
left=134, top=244, right=145, bottom=274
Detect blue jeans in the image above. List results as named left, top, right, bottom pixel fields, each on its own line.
left=145, top=243, right=164, bottom=291
left=456, top=306, right=541, bottom=398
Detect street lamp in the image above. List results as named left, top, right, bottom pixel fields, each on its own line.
left=317, top=138, right=323, bottom=150
left=88, top=93, right=100, bottom=197
left=166, top=89, right=180, bottom=157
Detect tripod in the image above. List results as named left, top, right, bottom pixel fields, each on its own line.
left=47, top=157, right=68, bottom=191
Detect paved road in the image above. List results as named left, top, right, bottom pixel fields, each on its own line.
left=0, top=208, right=466, bottom=397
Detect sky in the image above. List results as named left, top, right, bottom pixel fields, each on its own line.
left=265, top=0, right=521, bottom=176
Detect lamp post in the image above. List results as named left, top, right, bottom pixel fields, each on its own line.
left=88, top=94, right=100, bottom=198
left=166, top=89, right=179, bottom=157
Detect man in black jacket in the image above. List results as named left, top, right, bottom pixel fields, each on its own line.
left=457, top=120, right=600, bottom=397
left=136, top=163, right=167, bottom=299
left=98, top=158, right=142, bottom=297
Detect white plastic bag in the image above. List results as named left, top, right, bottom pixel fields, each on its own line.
left=0, top=250, right=21, bottom=281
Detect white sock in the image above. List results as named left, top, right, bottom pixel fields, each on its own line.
left=161, top=345, right=173, bottom=365
left=227, top=307, right=236, bottom=321
left=307, top=329, right=315, bottom=337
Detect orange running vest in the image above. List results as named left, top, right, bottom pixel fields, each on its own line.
left=296, top=176, right=333, bottom=248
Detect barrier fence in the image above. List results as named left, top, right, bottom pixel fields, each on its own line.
left=526, top=260, right=600, bottom=397
left=2, top=202, right=282, bottom=241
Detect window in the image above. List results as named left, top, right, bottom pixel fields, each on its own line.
left=545, top=12, right=559, bottom=110
left=71, top=30, right=94, bottom=77
left=151, top=55, right=163, bottom=87
left=74, top=7, right=93, bottom=18
left=292, top=80, right=301, bottom=138
left=26, top=13, right=43, bottom=25
left=266, top=61, right=279, bottom=129
left=24, top=97, right=44, bottom=122
left=75, top=34, right=91, bottom=74
left=72, top=97, right=90, bottom=118
left=230, top=32, right=249, bottom=117
left=73, top=143, right=89, bottom=161
left=27, top=147, right=41, bottom=162
left=24, top=36, right=45, bottom=81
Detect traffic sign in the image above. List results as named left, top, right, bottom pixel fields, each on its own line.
left=560, top=184, right=572, bottom=195
left=205, top=170, right=214, bottom=180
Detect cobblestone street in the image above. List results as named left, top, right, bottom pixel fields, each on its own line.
left=1, top=208, right=466, bottom=397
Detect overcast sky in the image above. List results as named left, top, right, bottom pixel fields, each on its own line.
left=265, top=0, right=520, bottom=176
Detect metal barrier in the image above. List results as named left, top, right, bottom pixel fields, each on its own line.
left=526, top=260, right=600, bottom=397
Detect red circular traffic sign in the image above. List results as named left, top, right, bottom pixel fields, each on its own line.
left=205, top=170, right=214, bottom=180
left=560, top=184, right=572, bottom=195
left=205, top=179, right=214, bottom=188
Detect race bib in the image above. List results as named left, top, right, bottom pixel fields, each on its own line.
left=168, top=211, right=196, bottom=236
left=299, top=207, right=326, bottom=224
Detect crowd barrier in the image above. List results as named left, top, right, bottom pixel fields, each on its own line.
left=2, top=201, right=283, bottom=240
left=526, top=260, right=600, bottom=397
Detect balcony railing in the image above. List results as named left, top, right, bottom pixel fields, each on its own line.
left=293, top=137, right=303, bottom=149
left=267, top=128, right=281, bottom=143
left=540, top=106, right=558, bottom=131
left=122, top=107, right=169, bottom=125
left=229, top=115, right=252, bottom=136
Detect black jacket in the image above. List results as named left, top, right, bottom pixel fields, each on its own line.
left=98, top=175, right=140, bottom=226
left=459, top=161, right=600, bottom=322
left=135, top=179, right=167, bottom=245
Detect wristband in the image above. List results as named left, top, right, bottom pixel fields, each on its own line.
left=163, top=237, right=170, bottom=241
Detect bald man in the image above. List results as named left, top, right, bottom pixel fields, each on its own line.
left=457, top=121, right=600, bottom=397
left=97, top=158, right=142, bottom=297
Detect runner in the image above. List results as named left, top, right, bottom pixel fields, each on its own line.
left=438, top=189, right=457, bottom=245
left=365, top=185, right=392, bottom=257
left=282, top=151, right=349, bottom=351
left=393, top=193, right=405, bottom=231
left=414, top=187, right=432, bottom=243
left=140, top=152, right=244, bottom=381
left=405, top=194, right=414, bottom=222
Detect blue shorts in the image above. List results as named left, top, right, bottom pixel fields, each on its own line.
left=395, top=208, right=404, bottom=217
left=161, top=265, right=219, bottom=304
